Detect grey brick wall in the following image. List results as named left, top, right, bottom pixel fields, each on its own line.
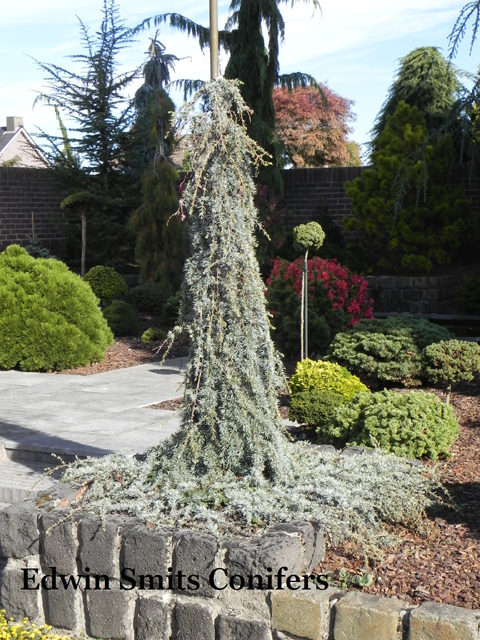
left=0, top=499, right=479, bottom=640
left=0, top=167, right=66, bottom=256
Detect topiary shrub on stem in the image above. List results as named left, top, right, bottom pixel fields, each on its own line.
left=422, top=339, right=480, bottom=403
left=0, top=245, right=113, bottom=371
left=293, top=221, right=325, bottom=360
left=60, top=80, right=441, bottom=550
left=325, top=390, right=459, bottom=459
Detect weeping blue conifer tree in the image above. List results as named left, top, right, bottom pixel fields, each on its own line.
left=159, top=78, right=289, bottom=482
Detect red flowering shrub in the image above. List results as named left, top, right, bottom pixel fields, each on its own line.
left=266, top=257, right=373, bottom=358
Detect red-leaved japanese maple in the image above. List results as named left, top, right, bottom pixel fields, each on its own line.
left=273, top=85, right=356, bottom=168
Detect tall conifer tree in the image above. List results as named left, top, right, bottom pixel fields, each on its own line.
left=128, top=36, right=185, bottom=292
left=134, top=0, right=321, bottom=196
left=369, top=47, right=463, bottom=157
left=34, top=0, right=141, bottom=266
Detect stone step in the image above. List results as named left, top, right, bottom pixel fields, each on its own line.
left=0, top=459, right=57, bottom=503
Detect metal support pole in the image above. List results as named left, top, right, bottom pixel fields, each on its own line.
left=209, top=0, right=219, bottom=79
left=304, top=252, right=308, bottom=360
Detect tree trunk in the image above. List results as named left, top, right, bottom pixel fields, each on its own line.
left=80, top=213, right=87, bottom=277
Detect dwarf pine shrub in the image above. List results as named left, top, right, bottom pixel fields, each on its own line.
left=0, top=245, right=113, bottom=371
left=130, top=283, right=169, bottom=314
left=83, top=265, right=127, bottom=303
left=141, top=327, right=167, bottom=343
left=423, top=339, right=480, bottom=385
left=328, top=314, right=453, bottom=387
left=289, top=358, right=369, bottom=400
left=326, top=390, right=459, bottom=459
left=289, top=389, right=346, bottom=433
left=103, top=301, right=139, bottom=337
left=422, top=339, right=480, bottom=402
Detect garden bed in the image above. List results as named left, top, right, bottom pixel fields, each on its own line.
left=55, top=314, right=188, bottom=376
left=323, top=385, right=480, bottom=610
left=149, top=386, right=480, bottom=609
left=52, top=333, right=480, bottom=610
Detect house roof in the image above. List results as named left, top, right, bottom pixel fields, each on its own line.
left=0, top=129, right=16, bottom=153
left=0, top=118, right=49, bottom=167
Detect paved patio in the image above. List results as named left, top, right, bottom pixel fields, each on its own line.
left=0, top=358, right=186, bottom=502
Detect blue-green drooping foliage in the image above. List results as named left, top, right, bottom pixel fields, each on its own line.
left=156, top=79, right=289, bottom=481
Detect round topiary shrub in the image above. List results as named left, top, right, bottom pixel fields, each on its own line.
left=328, top=314, right=453, bottom=387
left=289, top=358, right=369, bottom=400
left=266, top=257, right=373, bottom=357
left=83, top=266, right=128, bottom=303
left=326, top=389, right=459, bottom=459
left=0, top=245, right=113, bottom=371
left=141, top=327, right=167, bottom=343
left=293, top=221, right=325, bottom=252
left=103, top=301, right=140, bottom=337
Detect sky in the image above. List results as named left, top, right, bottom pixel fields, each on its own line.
left=1, top=0, right=480, bottom=158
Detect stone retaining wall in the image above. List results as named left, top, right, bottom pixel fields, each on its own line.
left=1, top=497, right=479, bottom=640
left=365, top=274, right=463, bottom=314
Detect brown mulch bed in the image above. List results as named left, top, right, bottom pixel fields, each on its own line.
left=54, top=335, right=480, bottom=609
left=56, top=314, right=188, bottom=376
left=320, top=386, right=480, bottom=610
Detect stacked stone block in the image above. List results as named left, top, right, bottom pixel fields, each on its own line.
left=0, top=498, right=479, bottom=639
left=365, top=274, right=463, bottom=314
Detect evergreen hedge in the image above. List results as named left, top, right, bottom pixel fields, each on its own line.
left=0, top=245, right=113, bottom=371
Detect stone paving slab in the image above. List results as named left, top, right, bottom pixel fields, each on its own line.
left=0, top=460, right=56, bottom=503
left=0, top=358, right=186, bottom=461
